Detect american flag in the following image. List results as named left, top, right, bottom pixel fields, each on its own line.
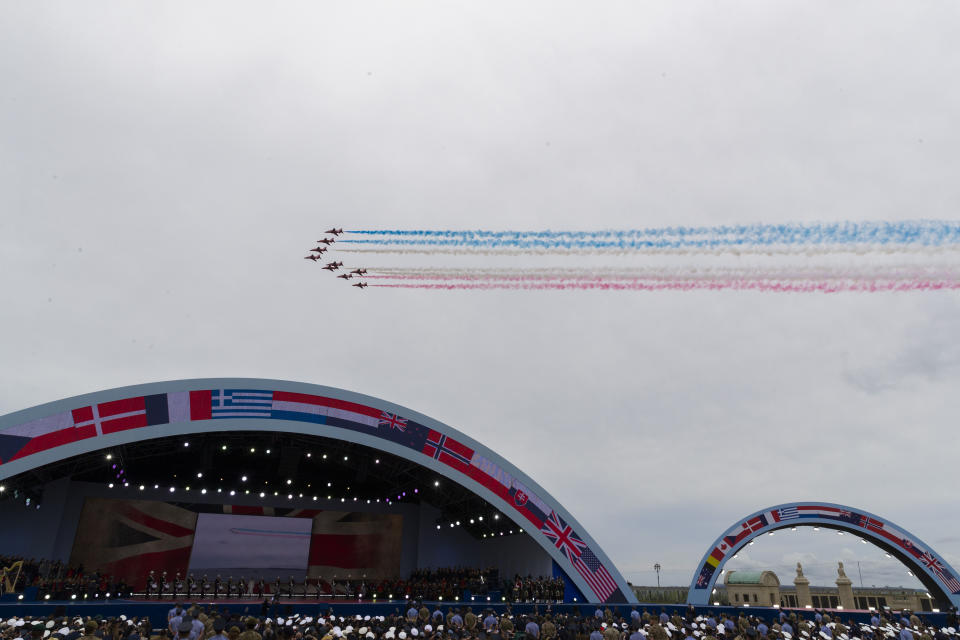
left=938, top=568, right=960, bottom=594
left=571, top=546, right=619, bottom=602
left=541, top=511, right=587, bottom=562
left=210, top=389, right=273, bottom=418
left=378, top=412, right=407, bottom=432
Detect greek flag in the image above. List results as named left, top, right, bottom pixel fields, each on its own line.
left=210, top=389, right=273, bottom=418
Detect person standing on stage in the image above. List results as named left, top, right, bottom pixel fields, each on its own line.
left=226, top=576, right=234, bottom=598
left=256, top=578, right=265, bottom=599
left=314, top=578, right=322, bottom=600
left=273, top=576, right=281, bottom=599
left=173, top=572, right=181, bottom=599
left=200, top=575, right=208, bottom=599
left=214, top=574, right=222, bottom=598
left=288, top=575, right=295, bottom=599
left=238, top=576, right=247, bottom=598
left=186, top=574, right=195, bottom=599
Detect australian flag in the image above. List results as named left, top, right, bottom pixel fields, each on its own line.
left=695, top=564, right=715, bottom=589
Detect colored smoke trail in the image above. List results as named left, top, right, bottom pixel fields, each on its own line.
left=368, top=265, right=960, bottom=282
left=372, top=279, right=960, bottom=293
left=316, top=221, right=960, bottom=294
left=345, top=220, right=960, bottom=249
left=337, top=245, right=960, bottom=257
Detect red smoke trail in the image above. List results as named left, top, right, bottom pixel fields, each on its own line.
left=371, top=279, right=960, bottom=293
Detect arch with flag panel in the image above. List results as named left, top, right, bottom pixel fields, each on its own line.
left=0, top=378, right=634, bottom=604
left=687, top=502, right=960, bottom=609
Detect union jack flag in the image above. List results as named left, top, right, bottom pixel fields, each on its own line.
left=378, top=411, right=407, bottom=432
left=918, top=552, right=960, bottom=592
left=541, top=511, right=587, bottom=561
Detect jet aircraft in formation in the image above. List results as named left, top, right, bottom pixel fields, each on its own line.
left=304, top=229, right=366, bottom=289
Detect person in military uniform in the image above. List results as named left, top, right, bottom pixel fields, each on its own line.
left=200, top=575, right=208, bottom=599
left=226, top=576, right=234, bottom=598
left=288, top=575, right=296, bottom=599
left=80, top=620, right=100, bottom=640
left=173, top=571, right=182, bottom=599
left=542, top=615, right=557, bottom=639
left=186, top=574, right=195, bottom=599
left=238, top=618, right=262, bottom=640
left=256, top=578, right=265, bottom=599
left=501, top=615, right=515, bottom=637
left=313, top=578, right=323, bottom=600
left=238, top=576, right=247, bottom=598
left=209, top=618, right=229, bottom=640
left=274, top=576, right=281, bottom=599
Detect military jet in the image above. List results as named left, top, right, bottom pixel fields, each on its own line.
left=325, top=228, right=344, bottom=236
left=352, top=282, right=368, bottom=289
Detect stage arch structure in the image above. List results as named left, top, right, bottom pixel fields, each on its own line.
left=688, top=502, right=960, bottom=609
left=0, top=378, right=634, bottom=604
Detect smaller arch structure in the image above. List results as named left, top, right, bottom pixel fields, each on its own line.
left=688, top=502, right=960, bottom=609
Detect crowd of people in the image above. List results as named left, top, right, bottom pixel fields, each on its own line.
left=2, top=603, right=959, bottom=640
left=1, top=556, right=132, bottom=601
left=139, top=569, right=562, bottom=604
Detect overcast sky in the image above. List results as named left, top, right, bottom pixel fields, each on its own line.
left=2, top=1, right=959, bottom=589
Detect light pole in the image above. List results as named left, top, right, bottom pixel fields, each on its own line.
left=654, top=563, right=661, bottom=588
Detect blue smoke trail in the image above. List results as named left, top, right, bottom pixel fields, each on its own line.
left=344, top=221, right=960, bottom=249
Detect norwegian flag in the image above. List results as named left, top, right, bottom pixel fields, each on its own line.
left=378, top=412, right=407, bottom=432
left=422, top=430, right=474, bottom=470
left=541, top=511, right=587, bottom=562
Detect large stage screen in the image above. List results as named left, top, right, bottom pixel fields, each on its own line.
left=188, top=513, right=313, bottom=580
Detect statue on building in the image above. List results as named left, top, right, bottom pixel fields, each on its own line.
left=796, top=562, right=804, bottom=578
left=838, top=561, right=847, bottom=578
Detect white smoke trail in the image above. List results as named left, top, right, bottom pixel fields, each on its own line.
left=337, top=245, right=960, bottom=257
